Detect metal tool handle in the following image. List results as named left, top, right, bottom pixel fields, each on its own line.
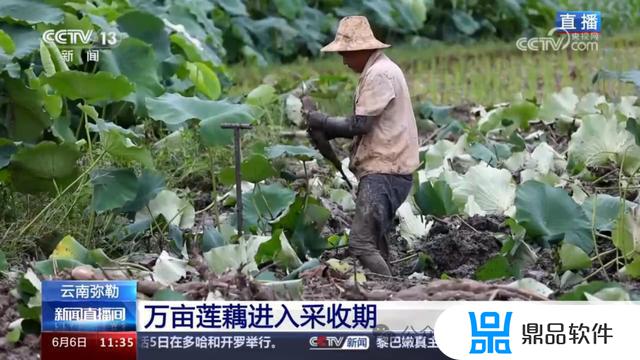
left=220, top=123, right=253, bottom=236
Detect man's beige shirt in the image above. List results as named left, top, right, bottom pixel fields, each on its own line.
left=350, top=50, right=419, bottom=178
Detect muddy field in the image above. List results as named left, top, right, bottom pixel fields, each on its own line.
left=1, top=207, right=635, bottom=358
left=0, top=279, right=39, bottom=360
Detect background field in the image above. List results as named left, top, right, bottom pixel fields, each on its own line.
left=232, top=32, right=640, bottom=111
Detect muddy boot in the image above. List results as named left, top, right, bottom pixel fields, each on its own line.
left=358, top=254, right=391, bottom=276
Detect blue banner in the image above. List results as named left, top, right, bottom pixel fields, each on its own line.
left=555, top=11, right=601, bottom=33
left=42, top=280, right=137, bottom=332
left=42, top=300, right=137, bottom=331
left=42, top=280, right=137, bottom=302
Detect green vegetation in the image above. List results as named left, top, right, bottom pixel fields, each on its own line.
left=0, top=0, right=639, bottom=351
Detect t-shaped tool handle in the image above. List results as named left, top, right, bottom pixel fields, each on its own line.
left=220, top=123, right=253, bottom=235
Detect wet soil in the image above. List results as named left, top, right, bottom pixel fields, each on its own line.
left=0, top=279, right=39, bottom=360
left=418, top=215, right=506, bottom=278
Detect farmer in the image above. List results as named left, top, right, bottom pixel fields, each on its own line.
left=306, top=16, right=419, bottom=275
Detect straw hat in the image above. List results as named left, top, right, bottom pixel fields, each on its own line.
left=321, top=16, right=391, bottom=52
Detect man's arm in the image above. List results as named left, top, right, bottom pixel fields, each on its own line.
left=307, top=112, right=374, bottom=139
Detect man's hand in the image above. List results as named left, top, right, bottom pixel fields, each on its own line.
left=307, top=111, right=328, bottom=129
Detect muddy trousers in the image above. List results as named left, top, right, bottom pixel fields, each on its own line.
left=349, top=173, right=413, bottom=275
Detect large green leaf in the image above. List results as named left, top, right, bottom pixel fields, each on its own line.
left=273, top=195, right=330, bottom=258
left=397, top=0, right=428, bottom=30
left=559, top=242, right=591, bottom=271
left=116, top=11, right=170, bottom=61
left=423, top=135, right=467, bottom=171
left=184, top=62, right=221, bottom=100
left=0, top=29, right=15, bottom=55
left=146, top=92, right=214, bottom=125
left=585, top=287, right=631, bottom=301
left=50, top=235, right=89, bottom=263
left=582, top=194, right=633, bottom=231
left=10, top=142, right=81, bottom=194
left=336, top=0, right=396, bottom=29
left=273, top=0, right=305, bottom=20
left=200, top=115, right=255, bottom=147
left=145, top=93, right=255, bottom=146
left=34, top=259, right=83, bottom=276
left=452, top=163, right=516, bottom=217
left=575, top=92, right=606, bottom=116
left=568, top=113, right=640, bottom=175
left=397, top=201, right=431, bottom=245
left=0, top=139, right=17, bottom=169
left=0, top=0, right=64, bottom=25
left=0, top=51, right=13, bottom=76
left=38, top=45, right=58, bottom=73
left=26, top=67, right=64, bottom=128
left=0, top=24, right=44, bottom=59
left=121, top=169, right=165, bottom=213
left=3, top=76, right=51, bottom=142
left=91, top=168, right=139, bottom=213
left=213, top=0, right=248, bottom=16
left=538, top=87, right=579, bottom=123
left=290, top=7, right=332, bottom=56
left=241, top=183, right=296, bottom=233
left=617, top=96, right=640, bottom=121
left=475, top=255, right=514, bottom=281
left=203, top=235, right=270, bottom=274
left=165, top=2, right=224, bottom=63
left=479, top=98, right=538, bottom=133
left=515, top=181, right=593, bottom=253
left=468, top=143, right=499, bottom=166
left=415, top=180, right=460, bottom=216
left=501, top=99, right=538, bottom=130
left=169, top=33, right=204, bottom=63
left=100, top=129, right=153, bottom=168
left=255, top=229, right=303, bottom=271
left=559, top=281, right=623, bottom=300
left=219, top=154, right=277, bottom=185
left=100, top=38, right=164, bottom=114
left=202, top=226, right=227, bottom=252
left=329, top=189, right=355, bottom=212
left=419, top=103, right=455, bottom=126
left=135, top=190, right=195, bottom=229
left=621, top=257, right=640, bottom=279
left=284, top=258, right=322, bottom=280
left=89, top=117, right=135, bottom=136
left=246, top=84, right=277, bottom=106
left=451, top=10, right=480, bottom=35
left=87, top=248, right=117, bottom=267
left=627, top=118, right=640, bottom=147
left=611, top=209, right=640, bottom=259
left=265, top=144, right=319, bottom=162
left=234, top=16, right=297, bottom=58
left=153, top=250, right=187, bottom=285
left=45, top=71, right=135, bottom=104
